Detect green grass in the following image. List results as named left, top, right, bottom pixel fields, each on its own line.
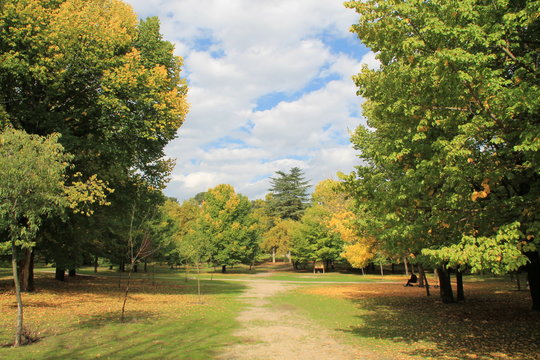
left=0, top=274, right=246, bottom=360
left=268, top=281, right=540, bottom=360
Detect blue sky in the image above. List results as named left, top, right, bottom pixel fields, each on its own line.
left=124, top=0, right=377, bottom=200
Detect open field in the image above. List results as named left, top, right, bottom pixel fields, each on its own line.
left=0, top=271, right=245, bottom=359
left=0, top=265, right=539, bottom=359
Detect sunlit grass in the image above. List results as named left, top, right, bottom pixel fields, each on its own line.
left=0, top=273, right=246, bottom=359
left=269, top=279, right=540, bottom=360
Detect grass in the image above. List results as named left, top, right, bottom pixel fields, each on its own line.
left=0, top=272, right=246, bottom=359
left=269, top=277, right=540, bottom=360
left=2, top=264, right=538, bottom=359
left=40, top=263, right=398, bottom=283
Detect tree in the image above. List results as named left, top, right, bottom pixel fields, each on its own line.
left=0, top=0, right=188, bottom=283
left=191, top=185, right=260, bottom=273
left=268, top=167, right=311, bottom=221
left=0, top=128, right=108, bottom=346
left=261, top=219, right=297, bottom=263
left=290, top=205, right=344, bottom=271
left=344, top=0, right=540, bottom=308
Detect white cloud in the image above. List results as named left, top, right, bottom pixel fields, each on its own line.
left=124, top=0, right=369, bottom=200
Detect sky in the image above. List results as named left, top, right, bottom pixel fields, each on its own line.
left=124, top=0, right=376, bottom=201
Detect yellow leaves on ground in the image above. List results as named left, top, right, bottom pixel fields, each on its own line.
left=471, top=179, right=491, bottom=202
left=0, top=274, right=201, bottom=344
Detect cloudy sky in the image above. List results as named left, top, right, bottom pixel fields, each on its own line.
left=124, top=0, right=375, bottom=201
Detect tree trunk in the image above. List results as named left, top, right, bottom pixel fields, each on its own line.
left=133, top=264, right=138, bottom=273
left=11, top=242, right=23, bottom=347
left=391, top=263, right=395, bottom=274
left=404, top=257, right=409, bottom=276
left=361, top=268, right=365, bottom=276
left=417, top=263, right=426, bottom=288
left=121, top=262, right=134, bottom=322
left=272, top=247, right=276, bottom=263
left=287, top=251, right=292, bottom=264
left=144, top=261, right=147, bottom=273
left=379, top=263, right=384, bottom=277
left=456, top=269, right=465, bottom=302
left=68, top=269, right=76, bottom=277
left=55, top=267, right=65, bottom=281
left=423, top=270, right=431, bottom=297
left=437, top=265, right=454, bottom=303
left=94, top=256, right=99, bottom=273
left=18, top=248, right=34, bottom=292
left=526, top=251, right=540, bottom=311
left=221, top=265, right=226, bottom=273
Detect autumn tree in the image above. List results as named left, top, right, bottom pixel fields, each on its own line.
left=191, top=185, right=260, bottom=273
left=261, top=219, right=297, bottom=263
left=0, top=0, right=188, bottom=281
left=344, top=0, right=540, bottom=307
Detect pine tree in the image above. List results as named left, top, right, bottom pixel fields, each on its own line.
left=268, top=167, right=311, bottom=221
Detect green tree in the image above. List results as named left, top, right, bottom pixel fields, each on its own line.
left=191, top=185, right=260, bottom=273
left=0, top=128, right=108, bottom=346
left=344, top=0, right=540, bottom=307
left=290, top=205, right=343, bottom=271
left=268, top=167, right=311, bottom=221
left=0, top=0, right=188, bottom=281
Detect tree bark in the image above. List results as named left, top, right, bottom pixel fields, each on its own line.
left=11, top=242, right=23, bottom=347
left=221, top=265, right=227, bottom=273
left=55, top=267, right=65, bottom=281
left=272, top=247, right=276, bottom=263
left=144, top=261, right=147, bottom=273
left=68, top=269, right=76, bottom=277
left=437, top=265, right=455, bottom=303
left=379, top=263, right=384, bottom=277
left=526, top=251, right=540, bottom=311
left=417, top=263, right=426, bottom=288
left=456, top=269, right=465, bottom=302
left=404, top=256, right=409, bottom=276
left=18, top=248, right=34, bottom=292
left=94, top=256, right=99, bottom=273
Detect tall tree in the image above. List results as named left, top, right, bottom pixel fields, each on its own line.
left=0, top=0, right=188, bottom=280
left=344, top=0, right=540, bottom=308
left=268, top=167, right=311, bottom=221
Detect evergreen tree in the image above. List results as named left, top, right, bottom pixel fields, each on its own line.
left=268, top=167, right=311, bottom=221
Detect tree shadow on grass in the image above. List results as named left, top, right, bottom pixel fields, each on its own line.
left=33, top=307, right=242, bottom=360
left=0, top=273, right=247, bottom=297
left=340, top=284, right=540, bottom=360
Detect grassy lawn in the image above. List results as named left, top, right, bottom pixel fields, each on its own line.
left=269, top=277, right=540, bottom=360
left=51, top=263, right=398, bottom=283
left=0, top=271, right=246, bottom=359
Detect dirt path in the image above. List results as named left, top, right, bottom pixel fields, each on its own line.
left=217, top=280, right=378, bottom=360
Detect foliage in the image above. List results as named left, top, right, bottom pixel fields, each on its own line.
left=261, top=219, right=297, bottom=258
left=290, top=205, right=343, bottom=267
left=0, top=0, right=188, bottom=272
left=0, top=128, right=110, bottom=250
left=268, top=167, right=311, bottom=221
left=343, top=0, right=540, bottom=306
left=0, top=127, right=110, bottom=345
left=191, top=185, right=260, bottom=270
